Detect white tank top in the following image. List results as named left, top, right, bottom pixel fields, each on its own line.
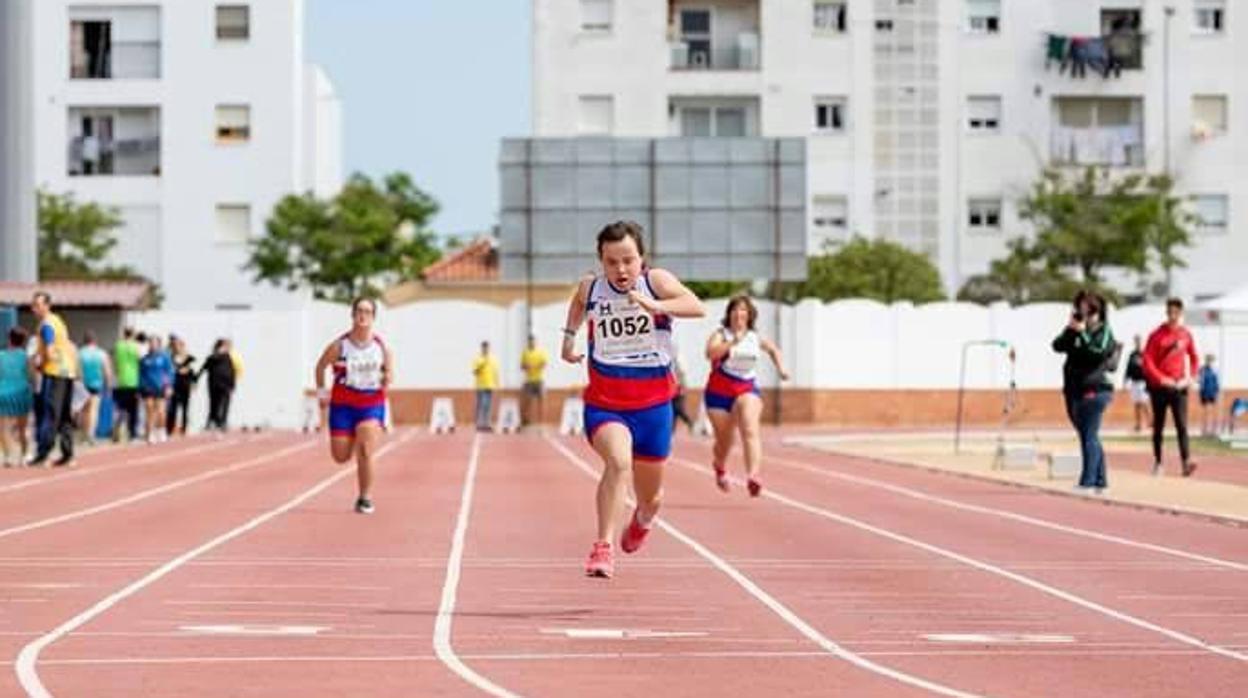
left=719, top=329, right=761, bottom=381
left=335, top=334, right=386, bottom=391
left=587, top=273, right=673, bottom=369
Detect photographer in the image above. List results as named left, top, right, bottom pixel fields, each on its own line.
left=1052, top=291, right=1120, bottom=494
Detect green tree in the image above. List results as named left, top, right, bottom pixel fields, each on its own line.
left=246, top=172, right=442, bottom=302
left=783, top=237, right=945, bottom=303
left=37, top=191, right=159, bottom=303
left=957, top=238, right=1082, bottom=305
left=1017, top=167, right=1192, bottom=289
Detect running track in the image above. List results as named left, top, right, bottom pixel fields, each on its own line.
left=1, top=429, right=1244, bottom=696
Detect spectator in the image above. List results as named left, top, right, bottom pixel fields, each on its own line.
left=1052, top=290, right=1119, bottom=495
left=77, top=331, right=113, bottom=445
left=138, top=334, right=173, bottom=444
left=166, top=335, right=197, bottom=437
left=0, top=327, right=34, bottom=467
left=520, top=334, right=548, bottom=428
left=1143, top=298, right=1200, bottom=477
left=112, top=327, right=142, bottom=442
left=1199, top=354, right=1221, bottom=436
left=472, top=341, right=500, bottom=432
left=1122, top=335, right=1150, bottom=433
left=29, top=292, right=78, bottom=467
left=199, top=339, right=236, bottom=433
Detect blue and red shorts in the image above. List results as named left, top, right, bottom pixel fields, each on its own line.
left=704, top=367, right=760, bottom=413
left=584, top=401, right=674, bottom=462
left=328, top=385, right=386, bottom=438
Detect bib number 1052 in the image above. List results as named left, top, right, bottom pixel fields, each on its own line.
left=596, top=315, right=651, bottom=339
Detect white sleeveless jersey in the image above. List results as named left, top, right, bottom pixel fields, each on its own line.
left=586, top=274, right=673, bottom=369
left=719, top=329, right=761, bottom=381
left=334, top=334, right=386, bottom=392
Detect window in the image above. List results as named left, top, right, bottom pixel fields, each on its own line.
left=814, top=97, right=847, bottom=133
left=215, top=204, right=251, bottom=243
left=577, top=95, right=613, bottom=135
left=679, top=9, right=712, bottom=68
left=967, top=96, right=1001, bottom=132
left=875, top=19, right=895, bottom=32
left=812, top=195, right=849, bottom=248
left=215, top=5, right=249, bottom=40
left=813, top=2, right=847, bottom=33
left=215, top=105, right=250, bottom=142
left=967, top=198, right=1002, bottom=232
left=1192, top=195, right=1228, bottom=233
left=1052, top=97, right=1144, bottom=167
left=1193, top=95, right=1228, bottom=137
left=675, top=103, right=753, bottom=137
left=69, top=7, right=161, bottom=80
left=70, top=21, right=111, bottom=78
left=1194, top=0, right=1226, bottom=34
left=580, top=0, right=611, bottom=32
left=967, top=0, right=1001, bottom=34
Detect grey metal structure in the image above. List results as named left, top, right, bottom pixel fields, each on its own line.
left=0, top=0, right=36, bottom=282
left=499, top=137, right=807, bottom=283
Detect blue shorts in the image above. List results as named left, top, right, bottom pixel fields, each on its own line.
left=584, top=401, right=674, bottom=462
left=329, top=402, right=386, bottom=438
left=704, top=386, right=761, bottom=413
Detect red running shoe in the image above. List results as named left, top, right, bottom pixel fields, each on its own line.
left=747, top=478, right=762, bottom=498
left=713, top=463, right=730, bottom=493
left=584, top=541, right=614, bottom=578
left=620, top=510, right=652, bottom=554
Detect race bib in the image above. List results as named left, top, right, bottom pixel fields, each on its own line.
left=594, top=299, right=657, bottom=360
left=345, top=352, right=384, bottom=390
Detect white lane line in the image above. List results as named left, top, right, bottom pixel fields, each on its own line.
left=753, top=450, right=1248, bottom=572
left=0, top=436, right=256, bottom=495
left=666, top=457, right=1248, bottom=664
left=432, top=434, right=521, bottom=698
left=14, top=429, right=419, bottom=698
left=0, top=440, right=316, bottom=541
left=547, top=435, right=983, bottom=698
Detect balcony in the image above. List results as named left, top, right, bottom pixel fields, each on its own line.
left=68, top=107, right=161, bottom=177
left=1050, top=97, right=1143, bottom=168
left=70, top=6, right=162, bottom=80
left=667, top=1, right=760, bottom=71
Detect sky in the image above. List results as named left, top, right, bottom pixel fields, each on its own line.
left=305, top=0, right=531, bottom=240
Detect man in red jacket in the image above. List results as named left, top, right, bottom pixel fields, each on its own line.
left=1142, top=298, right=1200, bottom=477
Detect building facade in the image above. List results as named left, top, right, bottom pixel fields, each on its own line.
left=25, top=0, right=342, bottom=309
left=533, top=0, right=1245, bottom=299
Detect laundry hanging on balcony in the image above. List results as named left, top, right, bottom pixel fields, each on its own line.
left=1043, top=29, right=1145, bottom=79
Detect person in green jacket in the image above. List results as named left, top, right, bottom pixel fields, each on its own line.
left=112, top=327, right=142, bottom=442
left=1052, top=290, right=1119, bottom=495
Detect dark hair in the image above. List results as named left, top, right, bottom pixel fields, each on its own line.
left=213, top=338, right=228, bottom=353
left=136, top=331, right=148, bottom=343
left=351, top=296, right=378, bottom=315
left=83, top=330, right=97, bottom=345
left=123, top=327, right=135, bottom=339
left=596, top=220, right=646, bottom=258
left=1075, top=290, right=1110, bottom=322
left=8, top=326, right=28, bottom=348
left=1166, top=297, right=1184, bottom=312
left=32, top=291, right=51, bottom=306
left=722, top=294, right=758, bottom=331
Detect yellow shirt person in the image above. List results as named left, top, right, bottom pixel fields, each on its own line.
left=521, top=341, right=548, bottom=387
left=472, top=342, right=500, bottom=432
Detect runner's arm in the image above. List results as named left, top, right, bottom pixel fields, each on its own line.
left=561, top=275, right=594, bottom=363
left=635, top=268, right=705, bottom=319
left=761, top=337, right=791, bottom=381
left=313, top=341, right=337, bottom=401
left=705, top=329, right=732, bottom=362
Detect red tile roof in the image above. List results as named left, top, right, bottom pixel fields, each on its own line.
left=421, top=238, right=498, bottom=283
left=0, top=280, right=152, bottom=308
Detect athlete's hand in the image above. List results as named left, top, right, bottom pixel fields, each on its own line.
left=779, top=369, right=791, bottom=382
left=561, top=341, right=584, bottom=364
left=628, top=290, right=662, bottom=315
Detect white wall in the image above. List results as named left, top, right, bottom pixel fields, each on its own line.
left=127, top=298, right=1248, bottom=430
left=302, top=63, right=343, bottom=199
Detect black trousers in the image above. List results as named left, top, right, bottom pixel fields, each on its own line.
left=1149, top=387, right=1191, bottom=464
left=167, top=388, right=191, bottom=434
left=207, top=387, right=232, bottom=431
left=36, top=375, right=74, bottom=461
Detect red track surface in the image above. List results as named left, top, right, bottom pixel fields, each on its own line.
left=3, top=429, right=1245, bottom=696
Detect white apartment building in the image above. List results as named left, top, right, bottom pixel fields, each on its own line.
left=533, top=0, right=1246, bottom=299
left=22, top=0, right=342, bottom=309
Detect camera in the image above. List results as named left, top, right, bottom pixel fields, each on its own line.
left=1072, top=311, right=1084, bottom=322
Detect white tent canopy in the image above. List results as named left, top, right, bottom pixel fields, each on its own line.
left=1193, top=284, right=1248, bottom=326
